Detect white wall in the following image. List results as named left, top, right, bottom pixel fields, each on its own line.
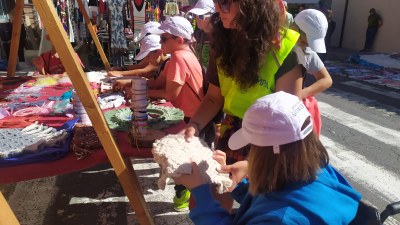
left=332, top=0, right=400, bottom=53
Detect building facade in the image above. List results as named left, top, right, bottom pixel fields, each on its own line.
left=331, top=0, right=400, bottom=53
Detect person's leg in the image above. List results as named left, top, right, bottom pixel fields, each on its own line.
left=18, top=23, right=26, bottom=62
left=364, top=27, right=375, bottom=50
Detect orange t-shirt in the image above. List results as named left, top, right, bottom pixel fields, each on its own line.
left=165, top=49, right=204, bottom=117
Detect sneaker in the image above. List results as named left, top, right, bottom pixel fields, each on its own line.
left=173, top=189, right=190, bottom=212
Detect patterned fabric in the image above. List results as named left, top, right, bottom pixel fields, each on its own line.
left=108, top=0, right=127, bottom=49
left=215, top=114, right=250, bottom=165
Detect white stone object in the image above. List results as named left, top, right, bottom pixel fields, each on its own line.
left=152, top=134, right=233, bottom=194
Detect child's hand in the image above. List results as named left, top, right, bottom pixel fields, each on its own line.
left=172, top=162, right=207, bottom=190
left=108, top=71, right=123, bottom=77
left=212, top=150, right=226, bottom=167
left=178, top=122, right=200, bottom=143
left=219, top=160, right=248, bottom=192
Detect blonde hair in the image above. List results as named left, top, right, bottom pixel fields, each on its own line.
left=247, top=132, right=329, bottom=195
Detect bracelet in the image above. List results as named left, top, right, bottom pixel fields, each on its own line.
left=188, top=121, right=201, bottom=131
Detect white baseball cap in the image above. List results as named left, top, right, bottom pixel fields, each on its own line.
left=152, top=16, right=194, bottom=40
left=294, top=9, right=328, bottom=53
left=188, top=0, right=215, bottom=15
left=228, top=91, right=313, bottom=154
left=134, top=35, right=161, bottom=60
left=134, top=21, right=161, bottom=42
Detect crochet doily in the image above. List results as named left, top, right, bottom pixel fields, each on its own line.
left=0, top=122, right=68, bottom=159
left=104, top=104, right=184, bottom=131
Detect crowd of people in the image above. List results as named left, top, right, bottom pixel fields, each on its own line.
left=22, top=0, right=370, bottom=223
left=101, top=0, right=364, bottom=224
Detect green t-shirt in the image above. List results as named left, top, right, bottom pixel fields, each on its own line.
left=368, top=13, right=382, bottom=28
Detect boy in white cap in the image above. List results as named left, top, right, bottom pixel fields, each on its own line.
left=173, top=91, right=361, bottom=225
left=108, top=21, right=161, bottom=74
left=152, top=16, right=205, bottom=212
left=188, top=0, right=214, bottom=70
left=292, top=9, right=333, bottom=137
left=111, top=35, right=170, bottom=94
left=108, top=34, right=169, bottom=78
left=134, top=21, right=161, bottom=43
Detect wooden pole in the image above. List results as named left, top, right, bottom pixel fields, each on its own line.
left=0, top=192, right=20, bottom=225
left=6, top=0, right=24, bottom=77
left=76, top=0, right=110, bottom=70
left=31, top=0, right=153, bottom=224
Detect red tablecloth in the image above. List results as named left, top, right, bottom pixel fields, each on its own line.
left=0, top=76, right=185, bottom=184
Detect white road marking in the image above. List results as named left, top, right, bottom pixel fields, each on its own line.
left=321, top=135, right=400, bottom=203
left=318, top=101, right=400, bottom=147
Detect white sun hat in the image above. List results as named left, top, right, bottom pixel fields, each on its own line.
left=134, top=35, right=161, bottom=60
left=188, top=0, right=215, bottom=15
left=295, top=9, right=328, bottom=53
left=152, top=16, right=194, bottom=40
left=134, top=21, right=161, bottom=43
left=228, top=91, right=313, bottom=154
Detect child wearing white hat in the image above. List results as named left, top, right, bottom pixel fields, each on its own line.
left=108, top=34, right=169, bottom=78
left=292, top=9, right=333, bottom=137
left=173, top=91, right=361, bottom=225
left=151, top=16, right=206, bottom=212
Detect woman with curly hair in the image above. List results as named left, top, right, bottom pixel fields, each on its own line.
left=180, top=0, right=303, bottom=211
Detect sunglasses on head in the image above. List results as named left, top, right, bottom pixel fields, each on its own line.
left=198, top=14, right=212, bottom=20
left=213, top=0, right=235, bottom=13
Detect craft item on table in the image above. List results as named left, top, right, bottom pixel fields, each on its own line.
left=70, top=124, right=116, bottom=159
left=58, top=76, right=73, bottom=86
left=130, top=77, right=149, bottom=138
left=100, top=82, right=113, bottom=93
left=152, top=134, right=232, bottom=194
left=72, top=91, right=92, bottom=125
left=97, top=92, right=126, bottom=109
left=33, top=76, right=59, bottom=87
left=0, top=107, right=10, bottom=119
left=7, top=100, right=46, bottom=113
left=0, top=118, right=78, bottom=167
left=0, top=121, right=69, bottom=159
left=13, top=106, right=51, bottom=117
left=104, top=104, right=184, bottom=131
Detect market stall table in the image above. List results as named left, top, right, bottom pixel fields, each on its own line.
left=0, top=76, right=185, bottom=184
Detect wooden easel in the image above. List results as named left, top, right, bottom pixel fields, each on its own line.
left=1, top=0, right=153, bottom=224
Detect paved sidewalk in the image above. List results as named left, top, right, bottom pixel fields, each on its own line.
left=1, top=158, right=193, bottom=225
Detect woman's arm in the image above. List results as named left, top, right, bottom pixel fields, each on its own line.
left=108, top=64, right=157, bottom=77
left=183, top=84, right=224, bottom=140
left=147, top=70, right=166, bottom=89
left=301, top=66, right=332, bottom=99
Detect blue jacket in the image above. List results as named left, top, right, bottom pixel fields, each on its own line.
left=189, top=165, right=361, bottom=225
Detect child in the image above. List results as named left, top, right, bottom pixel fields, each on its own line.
left=108, top=22, right=161, bottom=76
left=32, top=50, right=83, bottom=75
left=112, top=34, right=170, bottom=95
left=32, top=35, right=84, bottom=75
left=293, top=9, right=333, bottom=136
left=108, top=34, right=169, bottom=78
left=174, top=91, right=362, bottom=224
left=152, top=16, right=205, bottom=212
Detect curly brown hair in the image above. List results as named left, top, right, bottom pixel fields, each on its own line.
left=210, top=0, right=283, bottom=90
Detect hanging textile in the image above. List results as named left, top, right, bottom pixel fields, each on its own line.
left=133, top=0, right=146, bottom=39
left=108, top=0, right=128, bottom=49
